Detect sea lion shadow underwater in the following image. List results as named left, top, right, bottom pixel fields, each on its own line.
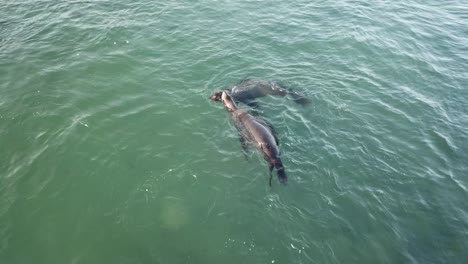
left=209, top=78, right=311, bottom=109
left=218, top=91, right=288, bottom=186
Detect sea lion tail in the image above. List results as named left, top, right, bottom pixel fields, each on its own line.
left=288, top=90, right=311, bottom=106
left=275, top=162, right=287, bottom=184
left=276, top=81, right=311, bottom=106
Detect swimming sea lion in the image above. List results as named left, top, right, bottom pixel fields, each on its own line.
left=210, top=79, right=310, bottom=108
left=221, top=91, right=287, bottom=186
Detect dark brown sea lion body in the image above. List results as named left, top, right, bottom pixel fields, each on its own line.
left=210, top=79, right=310, bottom=108
left=221, top=91, right=287, bottom=185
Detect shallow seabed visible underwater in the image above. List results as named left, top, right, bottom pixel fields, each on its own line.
left=1, top=1, right=467, bottom=263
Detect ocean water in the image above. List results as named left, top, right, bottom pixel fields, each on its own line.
left=1, top=0, right=467, bottom=263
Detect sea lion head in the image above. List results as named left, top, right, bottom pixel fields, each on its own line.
left=221, top=91, right=237, bottom=112
left=209, top=91, right=223, bottom=101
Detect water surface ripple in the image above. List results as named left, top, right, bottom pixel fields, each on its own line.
left=1, top=0, right=467, bottom=263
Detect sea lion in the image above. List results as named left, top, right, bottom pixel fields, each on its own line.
left=221, top=91, right=287, bottom=186
left=210, top=79, right=310, bottom=108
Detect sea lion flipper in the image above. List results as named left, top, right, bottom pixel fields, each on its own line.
left=238, top=134, right=250, bottom=160
left=284, top=85, right=310, bottom=106
left=275, top=81, right=311, bottom=106
left=289, top=91, right=311, bottom=106
left=274, top=161, right=287, bottom=184
left=269, top=164, right=274, bottom=187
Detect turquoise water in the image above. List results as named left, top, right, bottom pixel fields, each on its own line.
left=1, top=0, right=467, bottom=263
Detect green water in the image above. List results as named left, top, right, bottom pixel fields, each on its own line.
left=1, top=1, right=467, bottom=263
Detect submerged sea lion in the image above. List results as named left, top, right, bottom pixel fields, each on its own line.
left=221, top=91, right=287, bottom=186
left=210, top=79, right=310, bottom=108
